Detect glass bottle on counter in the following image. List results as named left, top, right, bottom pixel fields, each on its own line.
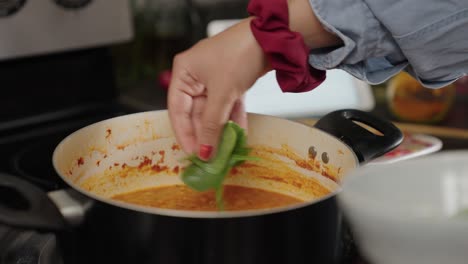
left=111, top=0, right=193, bottom=91
left=386, top=71, right=456, bottom=124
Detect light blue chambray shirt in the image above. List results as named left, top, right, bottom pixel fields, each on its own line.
left=308, top=0, right=468, bottom=88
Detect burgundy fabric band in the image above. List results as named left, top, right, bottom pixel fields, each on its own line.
left=247, top=0, right=326, bottom=93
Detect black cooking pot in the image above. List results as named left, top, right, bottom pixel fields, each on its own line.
left=0, top=109, right=402, bottom=264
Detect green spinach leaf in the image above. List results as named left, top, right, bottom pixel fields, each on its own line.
left=181, top=121, right=253, bottom=209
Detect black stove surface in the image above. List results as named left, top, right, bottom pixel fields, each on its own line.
left=0, top=101, right=143, bottom=264
left=0, top=102, right=136, bottom=191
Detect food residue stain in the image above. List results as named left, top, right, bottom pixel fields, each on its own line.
left=106, top=129, right=112, bottom=139
left=117, top=145, right=126, bottom=150
left=151, top=164, right=168, bottom=172
left=248, top=144, right=340, bottom=183
left=138, top=156, right=152, bottom=169
left=171, top=144, right=181, bottom=151
left=158, top=150, right=165, bottom=163
left=230, top=151, right=332, bottom=198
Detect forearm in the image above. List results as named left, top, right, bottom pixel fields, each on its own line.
left=287, top=0, right=342, bottom=49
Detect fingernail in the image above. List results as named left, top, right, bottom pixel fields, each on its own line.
left=199, top=144, right=213, bottom=160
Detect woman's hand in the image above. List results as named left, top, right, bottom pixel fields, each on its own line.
left=168, top=0, right=342, bottom=161
left=168, top=18, right=269, bottom=160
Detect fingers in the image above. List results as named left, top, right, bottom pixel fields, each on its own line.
left=168, top=68, right=247, bottom=160
left=230, top=97, right=248, bottom=131
left=167, top=61, right=205, bottom=155
left=197, top=89, right=237, bottom=161
left=191, top=95, right=206, bottom=142
left=168, top=83, right=196, bottom=154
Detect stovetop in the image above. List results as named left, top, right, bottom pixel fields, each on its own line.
left=0, top=102, right=137, bottom=191
left=0, top=101, right=142, bottom=264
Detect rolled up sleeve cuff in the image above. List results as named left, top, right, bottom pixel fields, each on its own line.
left=307, top=0, right=408, bottom=85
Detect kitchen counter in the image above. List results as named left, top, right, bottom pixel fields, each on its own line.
left=369, top=91, right=468, bottom=151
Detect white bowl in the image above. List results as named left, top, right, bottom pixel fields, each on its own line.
left=338, top=151, right=468, bottom=264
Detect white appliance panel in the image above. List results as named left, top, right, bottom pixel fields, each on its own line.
left=0, top=0, right=133, bottom=60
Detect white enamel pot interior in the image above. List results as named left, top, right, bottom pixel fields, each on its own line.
left=52, top=109, right=403, bottom=218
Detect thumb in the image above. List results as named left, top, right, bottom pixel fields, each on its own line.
left=197, top=91, right=236, bottom=161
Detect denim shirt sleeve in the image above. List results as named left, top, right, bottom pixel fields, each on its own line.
left=308, top=0, right=468, bottom=88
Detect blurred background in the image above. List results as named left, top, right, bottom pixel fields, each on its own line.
left=112, top=0, right=468, bottom=126
left=1, top=0, right=466, bottom=124
left=112, top=0, right=249, bottom=92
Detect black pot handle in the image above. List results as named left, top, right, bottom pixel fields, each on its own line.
left=0, top=173, right=67, bottom=231
left=314, top=109, right=403, bottom=163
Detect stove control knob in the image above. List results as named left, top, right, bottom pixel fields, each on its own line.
left=54, top=0, right=91, bottom=9
left=0, top=0, right=26, bottom=17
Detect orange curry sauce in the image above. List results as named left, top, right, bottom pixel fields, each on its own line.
left=112, top=185, right=302, bottom=211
